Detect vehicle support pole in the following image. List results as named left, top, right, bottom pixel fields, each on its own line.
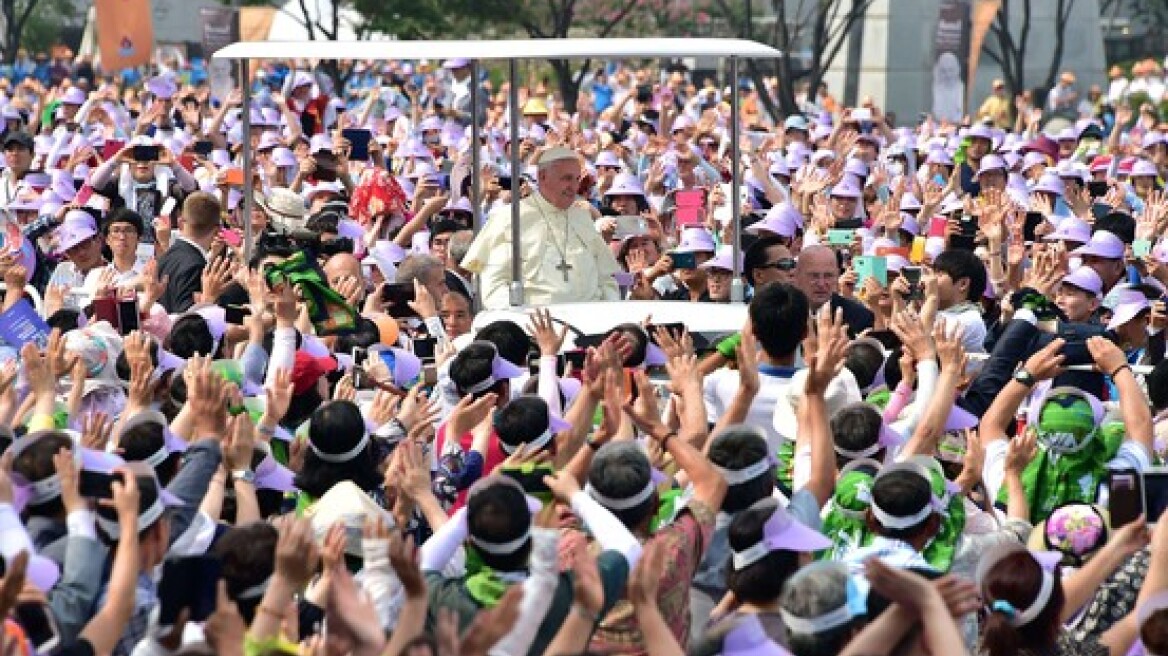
left=241, top=59, right=254, bottom=262
left=470, top=60, right=482, bottom=231
left=508, top=58, right=524, bottom=308
left=729, top=55, right=744, bottom=304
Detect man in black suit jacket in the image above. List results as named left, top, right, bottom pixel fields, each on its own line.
left=794, top=244, right=873, bottom=337
left=157, top=192, right=221, bottom=313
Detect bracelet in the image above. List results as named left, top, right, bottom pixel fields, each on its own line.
left=1109, top=363, right=1132, bottom=378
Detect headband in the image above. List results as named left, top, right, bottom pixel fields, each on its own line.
left=237, top=576, right=271, bottom=601
left=469, top=530, right=532, bottom=555
left=989, top=567, right=1054, bottom=627
left=717, top=454, right=777, bottom=486
left=310, top=432, right=370, bottom=464
left=96, top=494, right=165, bottom=535
left=585, top=477, right=657, bottom=511
left=463, top=374, right=499, bottom=395
left=779, top=577, right=866, bottom=635
left=500, top=427, right=554, bottom=454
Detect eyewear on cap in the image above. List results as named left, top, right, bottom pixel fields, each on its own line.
left=758, top=258, right=797, bottom=271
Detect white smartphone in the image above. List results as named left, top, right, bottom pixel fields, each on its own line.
left=160, top=197, right=177, bottom=218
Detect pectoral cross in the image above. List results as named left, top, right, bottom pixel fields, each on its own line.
left=555, top=259, right=573, bottom=282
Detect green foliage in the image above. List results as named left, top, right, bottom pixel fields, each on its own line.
left=353, top=0, right=515, bottom=39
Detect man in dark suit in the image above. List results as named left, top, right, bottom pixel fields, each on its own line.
left=794, top=245, right=873, bottom=337
left=157, top=192, right=221, bottom=313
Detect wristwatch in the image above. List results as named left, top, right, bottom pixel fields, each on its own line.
left=231, top=469, right=256, bottom=485
left=1012, top=369, right=1036, bottom=387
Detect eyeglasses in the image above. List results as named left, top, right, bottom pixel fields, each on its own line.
left=106, top=226, right=138, bottom=236
left=759, top=258, right=797, bottom=271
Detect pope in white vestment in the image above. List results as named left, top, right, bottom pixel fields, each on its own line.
left=461, top=148, right=621, bottom=309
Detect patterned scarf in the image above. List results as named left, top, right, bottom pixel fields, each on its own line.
left=264, top=251, right=357, bottom=335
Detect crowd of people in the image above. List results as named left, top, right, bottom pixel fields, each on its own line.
left=0, top=47, right=1164, bottom=656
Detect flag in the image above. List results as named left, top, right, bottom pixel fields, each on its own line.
left=967, top=0, right=1003, bottom=105
left=94, top=0, right=154, bottom=71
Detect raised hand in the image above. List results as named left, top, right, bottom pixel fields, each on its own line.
left=527, top=308, right=568, bottom=358
left=804, top=308, right=849, bottom=395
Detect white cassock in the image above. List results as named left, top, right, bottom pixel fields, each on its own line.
left=461, top=191, right=621, bottom=310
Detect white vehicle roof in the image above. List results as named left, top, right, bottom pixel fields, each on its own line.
left=213, top=38, right=783, bottom=61
left=472, top=300, right=746, bottom=350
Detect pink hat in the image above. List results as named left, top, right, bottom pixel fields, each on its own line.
left=55, top=210, right=98, bottom=252
left=829, top=178, right=863, bottom=199
left=747, top=203, right=803, bottom=238
left=1060, top=267, right=1103, bottom=297
left=1032, top=172, right=1065, bottom=196
left=604, top=173, right=646, bottom=199
left=309, top=134, right=333, bottom=155
left=145, top=76, right=177, bottom=100
left=844, top=158, right=870, bottom=179
left=975, top=155, right=1007, bottom=179
left=1131, top=159, right=1159, bottom=178
left=60, top=87, right=86, bottom=105
left=291, top=72, right=314, bottom=89
left=700, top=247, right=743, bottom=273
left=967, top=124, right=995, bottom=142
left=595, top=151, right=621, bottom=168
left=1021, top=151, right=1048, bottom=172
left=1072, top=230, right=1125, bottom=259
left=925, top=148, right=954, bottom=166
left=729, top=500, right=831, bottom=571
left=674, top=227, right=717, bottom=254
left=1106, top=287, right=1152, bottom=330
left=1044, top=217, right=1091, bottom=245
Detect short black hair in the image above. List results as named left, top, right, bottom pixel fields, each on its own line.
left=212, top=522, right=278, bottom=623
left=727, top=498, right=802, bottom=603
left=476, top=320, right=531, bottom=368
left=1095, top=212, right=1136, bottom=244
left=450, top=342, right=509, bottom=398
left=166, top=314, right=215, bottom=359
left=868, top=469, right=934, bottom=541
left=845, top=342, right=885, bottom=391
left=467, top=481, right=532, bottom=572
left=831, top=403, right=884, bottom=466
left=494, top=396, right=556, bottom=455
left=119, top=421, right=181, bottom=485
left=749, top=283, right=809, bottom=359
left=606, top=323, right=649, bottom=368
left=743, top=235, right=786, bottom=286
left=12, top=431, right=73, bottom=518
left=933, top=249, right=987, bottom=302
left=708, top=428, right=774, bottom=513
left=103, top=208, right=144, bottom=236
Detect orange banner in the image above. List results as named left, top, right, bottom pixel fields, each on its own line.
left=94, top=0, right=155, bottom=71
left=968, top=0, right=1003, bottom=105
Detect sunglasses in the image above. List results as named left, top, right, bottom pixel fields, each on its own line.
left=759, top=258, right=797, bottom=271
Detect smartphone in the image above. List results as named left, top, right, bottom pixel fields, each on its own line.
left=132, top=144, right=159, bottom=162
left=828, top=229, right=856, bottom=246
left=78, top=470, right=121, bottom=499
left=854, top=256, right=888, bottom=288
left=1024, top=212, right=1045, bottom=243
left=1145, top=468, right=1168, bottom=523
left=193, top=140, right=214, bottom=157
left=159, top=556, right=222, bottom=626
left=1087, top=180, right=1109, bottom=198
left=500, top=463, right=556, bottom=501
left=674, top=188, right=706, bottom=209
left=313, top=153, right=339, bottom=182
left=674, top=206, right=702, bottom=227
left=902, top=266, right=923, bottom=300
left=342, top=128, right=373, bottom=161
left=352, top=346, right=368, bottom=367
left=116, top=297, right=140, bottom=335
left=949, top=233, right=976, bottom=251
left=1109, top=469, right=1144, bottom=528
left=498, top=175, right=513, bottom=190
left=669, top=251, right=697, bottom=270
left=928, top=216, right=949, bottom=238
left=834, top=217, right=863, bottom=230
left=411, top=336, right=437, bottom=362
left=613, top=215, right=648, bottom=240
left=381, top=283, right=418, bottom=318
left=224, top=304, right=251, bottom=325
left=13, top=602, right=59, bottom=652
left=1134, top=239, right=1153, bottom=259
left=91, top=296, right=119, bottom=328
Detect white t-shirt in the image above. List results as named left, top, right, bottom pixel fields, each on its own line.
left=703, top=366, right=796, bottom=453
left=939, top=303, right=987, bottom=354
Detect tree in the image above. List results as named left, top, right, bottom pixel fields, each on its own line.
left=707, top=0, right=875, bottom=120
left=1, top=0, right=42, bottom=63
left=981, top=0, right=1076, bottom=102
